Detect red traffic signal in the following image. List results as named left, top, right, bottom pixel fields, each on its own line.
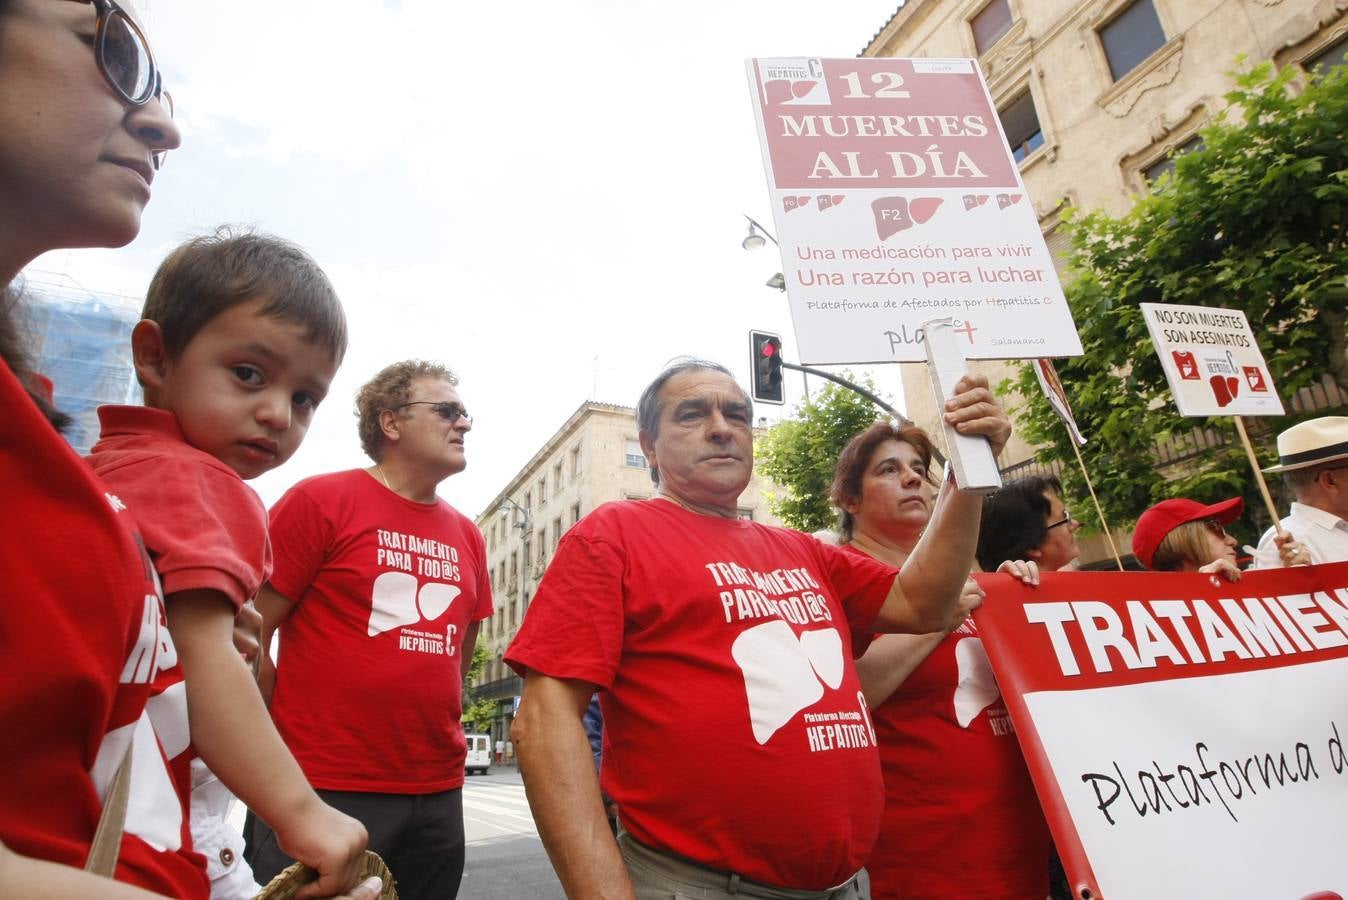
left=750, top=331, right=785, bottom=404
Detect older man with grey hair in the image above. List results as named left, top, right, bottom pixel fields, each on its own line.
left=1253, top=415, right=1348, bottom=568
left=506, top=358, right=1011, bottom=900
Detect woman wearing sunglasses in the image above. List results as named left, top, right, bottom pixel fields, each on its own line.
left=0, top=3, right=379, bottom=898
left=1130, top=495, right=1309, bottom=578
left=1130, top=496, right=1289, bottom=579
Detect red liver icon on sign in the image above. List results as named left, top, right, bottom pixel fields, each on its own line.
left=1210, top=374, right=1240, bottom=407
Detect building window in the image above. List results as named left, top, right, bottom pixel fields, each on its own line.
left=552, top=517, right=562, bottom=552
left=737, top=508, right=755, bottom=522
left=971, top=0, right=1013, bottom=55
left=523, top=491, right=532, bottom=511
left=537, top=530, right=548, bottom=566
left=1306, top=34, right=1348, bottom=75
left=1099, top=0, right=1166, bottom=82
left=1143, top=135, right=1203, bottom=186
left=624, top=439, right=647, bottom=468
left=538, top=477, right=547, bottom=505
left=570, top=445, right=582, bottom=478
left=999, top=90, right=1044, bottom=163
left=553, top=461, right=563, bottom=493
left=571, top=502, right=581, bottom=526
left=522, top=536, right=531, bottom=572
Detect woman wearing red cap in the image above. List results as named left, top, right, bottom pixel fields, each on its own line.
left=1131, top=497, right=1306, bottom=577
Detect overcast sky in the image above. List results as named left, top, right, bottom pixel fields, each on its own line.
left=29, top=0, right=906, bottom=516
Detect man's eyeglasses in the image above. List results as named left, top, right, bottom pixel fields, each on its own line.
left=1046, top=509, right=1074, bottom=530
left=395, top=401, right=473, bottom=426
left=78, top=0, right=173, bottom=168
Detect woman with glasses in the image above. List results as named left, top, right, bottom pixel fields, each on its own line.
left=0, top=3, right=382, bottom=898
left=829, top=420, right=1050, bottom=900
left=976, top=475, right=1082, bottom=576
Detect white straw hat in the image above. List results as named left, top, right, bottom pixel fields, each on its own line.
left=1264, top=416, right=1348, bottom=473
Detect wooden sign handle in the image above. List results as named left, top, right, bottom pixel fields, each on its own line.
left=1233, top=416, right=1286, bottom=539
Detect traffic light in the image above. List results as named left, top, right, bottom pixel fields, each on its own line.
left=750, top=331, right=785, bottom=405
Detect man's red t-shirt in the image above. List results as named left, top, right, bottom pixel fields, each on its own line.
left=843, top=543, right=1050, bottom=899
left=0, top=366, right=207, bottom=897
left=267, top=470, right=493, bottom=793
left=506, top=499, right=899, bottom=890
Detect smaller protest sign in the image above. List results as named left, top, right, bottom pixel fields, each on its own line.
left=1140, top=303, right=1284, bottom=417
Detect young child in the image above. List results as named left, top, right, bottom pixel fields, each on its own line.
left=87, top=230, right=367, bottom=900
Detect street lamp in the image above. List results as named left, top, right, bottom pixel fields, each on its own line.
left=741, top=214, right=785, bottom=292
left=498, top=497, right=531, bottom=532
left=740, top=214, right=779, bottom=250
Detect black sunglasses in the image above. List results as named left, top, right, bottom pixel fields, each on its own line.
left=77, top=0, right=173, bottom=167
left=395, top=401, right=473, bottom=426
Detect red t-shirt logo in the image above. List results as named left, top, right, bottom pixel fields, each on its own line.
left=1172, top=351, right=1200, bottom=380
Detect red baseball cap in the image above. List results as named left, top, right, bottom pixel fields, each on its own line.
left=1131, top=497, right=1243, bottom=569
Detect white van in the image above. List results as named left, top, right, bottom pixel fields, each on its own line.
left=465, top=733, right=492, bottom=775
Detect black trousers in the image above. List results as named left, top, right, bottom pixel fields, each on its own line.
left=249, top=788, right=465, bottom=900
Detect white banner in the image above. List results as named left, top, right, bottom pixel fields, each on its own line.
left=976, top=563, right=1348, bottom=899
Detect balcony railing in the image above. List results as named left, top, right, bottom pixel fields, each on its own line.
left=473, top=675, right=523, bottom=700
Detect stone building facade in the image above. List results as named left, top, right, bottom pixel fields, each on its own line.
left=863, top=0, right=1348, bottom=562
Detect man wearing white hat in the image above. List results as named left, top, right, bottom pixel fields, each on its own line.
left=1252, top=416, right=1348, bottom=568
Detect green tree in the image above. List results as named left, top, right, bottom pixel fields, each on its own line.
left=460, top=641, right=497, bottom=733
left=1010, top=62, right=1348, bottom=542
left=756, top=378, right=896, bottom=533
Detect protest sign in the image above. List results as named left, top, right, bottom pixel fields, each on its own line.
left=975, top=563, right=1348, bottom=899
left=1140, top=302, right=1284, bottom=417
left=745, top=57, right=1082, bottom=364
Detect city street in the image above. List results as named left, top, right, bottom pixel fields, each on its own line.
left=461, top=767, right=565, bottom=899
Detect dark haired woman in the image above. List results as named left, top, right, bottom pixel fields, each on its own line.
left=976, top=474, right=1081, bottom=575
left=831, top=421, right=1049, bottom=900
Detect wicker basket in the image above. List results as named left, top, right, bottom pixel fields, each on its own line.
left=253, top=850, right=397, bottom=900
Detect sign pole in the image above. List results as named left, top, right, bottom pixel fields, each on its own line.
left=1068, top=439, right=1124, bottom=571
left=1232, top=415, right=1287, bottom=538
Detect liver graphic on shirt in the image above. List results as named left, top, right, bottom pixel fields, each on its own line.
left=953, top=636, right=1001, bottom=727
left=731, top=620, right=844, bottom=744
left=368, top=571, right=460, bottom=637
